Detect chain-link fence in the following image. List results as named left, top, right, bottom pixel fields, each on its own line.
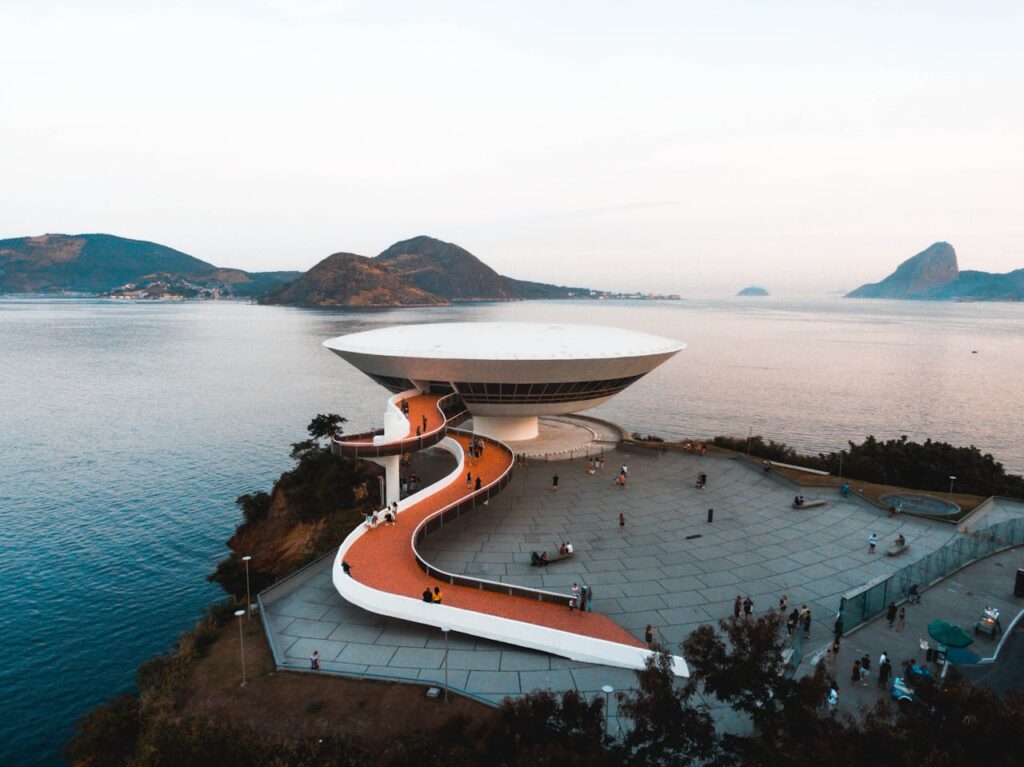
left=839, top=517, right=1024, bottom=632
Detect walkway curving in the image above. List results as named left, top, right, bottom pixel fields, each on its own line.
left=330, top=392, right=681, bottom=673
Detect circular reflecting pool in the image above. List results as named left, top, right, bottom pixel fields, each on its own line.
left=880, top=493, right=961, bottom=517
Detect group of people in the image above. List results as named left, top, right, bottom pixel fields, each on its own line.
left=887, top=500, right=904, bottom=517
left=467, top=471, right=482, bottom=490
left=421, top=585, right=443, bottom=604
left=785, top=604, right=813, bottom=640
left=400, top=474, right=420, bottom=496
left=793, top=495, right=807, bottom=507
left=365, top=501, right=399, bottom=528
left=868, top=532, right=907, bottom=553
left=587, top=455, right=607, bottom=474
left=530, top=541, right=574, bottom=566
left=730, top=593, right=812, bottom=640
left=885, top=601, right=907, bottom=630
left=569, top=582, right=593, bottom=612
left=467, top=437, right=486, bottom=463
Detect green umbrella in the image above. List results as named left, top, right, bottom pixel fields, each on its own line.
left=928, top=619, right=974, bottom=649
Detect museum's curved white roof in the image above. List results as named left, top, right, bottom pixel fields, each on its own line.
left=323, top=322, right=685, bottom=362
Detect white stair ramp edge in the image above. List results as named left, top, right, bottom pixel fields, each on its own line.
left=375, top=387, right=419, bottom=445
left=332, top=554, right=688, bottom=675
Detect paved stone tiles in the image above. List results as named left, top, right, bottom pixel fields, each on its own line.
left=261, top=445, right=981, bottom=725
left=421, top=448, right=961, bottom=648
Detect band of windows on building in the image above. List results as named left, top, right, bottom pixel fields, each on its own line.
left=366, top=373, right=645, bottom=404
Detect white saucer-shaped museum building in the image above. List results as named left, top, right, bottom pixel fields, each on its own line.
left=323, top=322, right=684, bottom=440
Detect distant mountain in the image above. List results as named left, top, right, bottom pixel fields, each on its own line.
left=376, top=235, right=595, bottom=300
left=847, top=242, right=1023, bottom=301
left=737, top=286, right=769, bottom=297
left=0, top=233, right=298, bottom=297
left=261, top=252, right=448, bottom=308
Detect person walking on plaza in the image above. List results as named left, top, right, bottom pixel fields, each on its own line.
left=734, top=595, right=742, bottom=619
left=422, top=414, right=427, bottom=432
left=779, top=594, right=788, bottom=614
left=879, top=655, right=893, bottom=689
left=619, top=512, right=626, bottom=533
left=570, top=582, right=580, bottom=611
left=432, top=586, right=443, bottom=604
left=886, top=601, right=898, bottom=629
left=475, top=476, right=482, bottom=491
left=466, top=471, right=472, bottom=487
left=422, top=586, right=433, bottom=603
left=311, top=650, right=320, bottom=671
left=868, top=533, right=878, bottom=553
left=802, top=608, right=812, bottom=639
left=552, top=474, right=559, bottom=492
left=851, top=659, right=861, bottom=685
left=897, top=605, right=906, bottom=632
left=645, top=624, right=654, bottom=646
left=743, top=596, right=753, bottom=617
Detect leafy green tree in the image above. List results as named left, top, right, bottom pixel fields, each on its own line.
left=291, top=413, right=347, bottom=462
left=617, top=647, right=717, bottom=766
left=682, top=612, right=827, bottom=739
left=474, top=690, right=614, bottom=766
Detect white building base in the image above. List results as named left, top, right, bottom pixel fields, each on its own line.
left=472, top=415, right=539, bottom=441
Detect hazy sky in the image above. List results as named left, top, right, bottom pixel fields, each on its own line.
left=2, top=1, right=1022, bottom=293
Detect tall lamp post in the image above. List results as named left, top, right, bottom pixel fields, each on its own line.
left=234, top=609, right=247, bottom=687
left=441, top=625, right=451, bottom=702
left=949, top=475, right=956, bottom=496
left=242, top=555, right=252, bottom=619
left=601, top=684, right=614, bottom=736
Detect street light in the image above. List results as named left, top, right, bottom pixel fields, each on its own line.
left=601, top=684, right=614, bottom=735
left=242, top=555, right=252, bottom=619
left=949, top=475, right=957, bottom=495
left=441, top=625, right=451, bottom=703
left=234, top=609, right=247, bottom=687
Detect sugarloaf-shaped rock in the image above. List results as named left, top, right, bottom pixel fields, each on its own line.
left=261, top=252, right=448, bottom=308
left=376, top=235, right=592, bottom=300
left=847, top=242, right=959, bottom=298
left=847, top=242, right=1024, bottom=301
left=737, top=286, right=769, bottom=297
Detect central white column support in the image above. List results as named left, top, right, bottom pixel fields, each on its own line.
left=472, top=415, right=539, bottom=441
left=367, top=455, right=401, bottom=506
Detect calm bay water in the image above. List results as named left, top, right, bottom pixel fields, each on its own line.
left=2, top=296, right=1023, bottom=765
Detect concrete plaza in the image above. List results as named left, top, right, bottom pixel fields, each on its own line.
left=258, top=444, right=997, bottom=721
left=421, top=447, right=960, bottom=648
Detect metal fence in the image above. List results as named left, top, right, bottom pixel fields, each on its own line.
left=839, top=516, right=1024, bottom=632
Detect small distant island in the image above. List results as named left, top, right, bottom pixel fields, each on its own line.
left=847, top=242, right=1024, bottom=301
left=737, top=286, right=769, bottom=297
